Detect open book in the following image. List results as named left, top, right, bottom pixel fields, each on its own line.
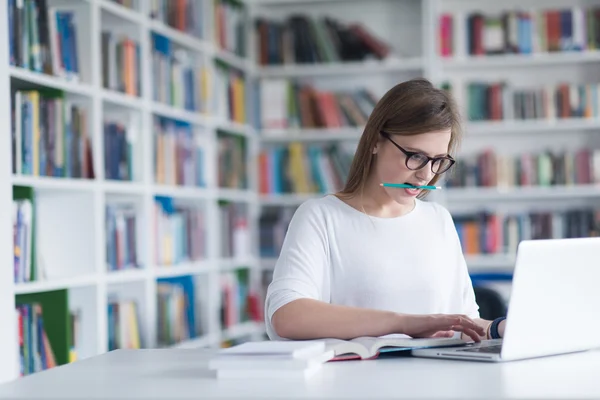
left=324, top=336, right=467, bottom=360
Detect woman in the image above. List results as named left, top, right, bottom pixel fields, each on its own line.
left=264, top=78, right=505, bottom=343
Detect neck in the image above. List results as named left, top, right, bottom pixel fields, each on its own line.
left=345, top=176, right=416, bottom=218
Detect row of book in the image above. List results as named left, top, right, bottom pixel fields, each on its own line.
left=215, top=64, right=248, bottom=125
left=154, top=197, right=207, bottom=266
left=217, top=133, right=247, bottom=190
left=12, top=187, right=46, bottom=284
left=259, top=207, right=295, bottom=258
left=156, top=276, right=198, bottom=347
left=11, top=90, right=94, bottom=179
left=221, top=269, right=263, bottom=329
left=101, top=33, right=141, bottom=97
left=13, top=199, right=33, bottom=283
left=219, top=202, right=250, bottom=259
left=14, top=290, right=80, bottom=376
left=455, top=208, right=600, bottom=256
left=260, top=80, right=378, bottom=130
left=446, top=148, right=600, bottom=188
left=16, top=303, right=57, bottom=376
left=152, top=33, right=211, bottom=113
left=153, top=116, right=206, bottom=187
left=215, top=0, right=246, bottom=58
left=9, top=0, right=80, bottom=81
left=107, top=300, right=142, bottom=351
left=467, top=82, right=600, bottom=122
left=149, top=0, right=204, bottom=39
left=106, top=204, right=139, bottom=272
left=258, top=144, right=353, bottom=195
left=104, top=120, right=135, bottom=181
left=255, top=15, right=390, bottom=65
left=439, top=8, right=600, bottom=57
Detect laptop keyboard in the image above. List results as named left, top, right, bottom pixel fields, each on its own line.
left=457, top=344, right=503, bottom=354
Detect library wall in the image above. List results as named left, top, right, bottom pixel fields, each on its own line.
left=3, top=0, right=600, bottom=382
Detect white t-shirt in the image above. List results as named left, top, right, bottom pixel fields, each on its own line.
left=264, top=194, right=480, bottom=340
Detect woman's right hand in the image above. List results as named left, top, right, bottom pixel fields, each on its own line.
left=399, top=314, right=486, bottom=342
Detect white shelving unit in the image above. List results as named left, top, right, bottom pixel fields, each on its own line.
left=4, top=0, right=600, bottom=384
left=251, top=0, right=600, bottom=278
left=0, top=0, right=264, bottom=383
left=0, top=0, right=18, bottom=385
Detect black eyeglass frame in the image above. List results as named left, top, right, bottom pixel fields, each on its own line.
left=379, top=131, right=456, bottom=175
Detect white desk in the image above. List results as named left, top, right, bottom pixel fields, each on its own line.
left=1, top=348, right=600, bottom=399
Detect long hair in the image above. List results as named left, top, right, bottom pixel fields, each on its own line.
left=338, top=78, right=462, bottom=200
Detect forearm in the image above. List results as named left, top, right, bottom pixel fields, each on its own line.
left=271, top=298, right=402, bottom=340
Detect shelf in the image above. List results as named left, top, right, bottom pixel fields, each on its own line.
left=102, top=180, right=147, bottom=195
left=258, top=57, right=423, bottom=78
left=148, top=19, right=212, bottom=54
left=219, top=257, right=258, bottom=271
left=151, top=102, right=211, bottom=125
left=260, top=257, right=278, bottom=270
left=11, top=175, right=97, bottom=192
left=9, top=67, right=93, bottom=96
left=98, top=0, right=143, bottom=24
left=154, top=261, right=214, bottom=278
left=14, top=275, right=98, bottom=295
left=222, top=322, right=265, bottom=341
left=171, top=333, right=218, bottom=349
left=152, top=184, right=212, bottom=199
left=444, top=185, right=600, bottom=202
left=466, top=119, right=600, bottom=136
left=442, top=51, right=600, bottom=70
left=218, top=188, right=258, bottom=203
left=261, top=127, right=363, bottom=142
left=101, top=89, right=144, bottom=110
left=214, top=49, right=253, bottom=72
left=260, top=193, right=323, bottom=206
left=105, top=268, right=149, bottom=284
left=216, top=120, right=255, bottom=138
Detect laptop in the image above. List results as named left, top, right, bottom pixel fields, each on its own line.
left=412, top=237, right=600, bottom=362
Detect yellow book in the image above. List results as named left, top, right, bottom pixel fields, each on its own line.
left=201, top=67, right=212, bottom=113
left=128, top=302, right=141, bottom=349
left=28, top=92, right=40, bottom=176
left=289, top=143, right=310, bottom=193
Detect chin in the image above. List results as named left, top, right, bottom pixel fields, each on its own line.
left=390, top=190, right=419, bottom=204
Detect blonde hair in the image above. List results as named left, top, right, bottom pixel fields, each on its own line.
left=338, top=78, right=462, bottom=200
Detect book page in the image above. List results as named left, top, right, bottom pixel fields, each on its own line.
left=351, top=336, right=466, bottom=355
left=322, top=338, right=370, bottom=359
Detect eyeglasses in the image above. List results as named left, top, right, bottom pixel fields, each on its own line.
left=379, top=131, right=455, bottom=175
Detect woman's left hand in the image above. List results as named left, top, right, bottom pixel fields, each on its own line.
left=430, top=318, right=506, bottom=340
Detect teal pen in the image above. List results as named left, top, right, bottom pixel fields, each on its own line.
left=380, top=183, right=442, bottom=190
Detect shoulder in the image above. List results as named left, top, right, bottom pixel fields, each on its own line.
left=293, top=194, right=348, bottom=219
left=416, top=199, right=454, bottom=222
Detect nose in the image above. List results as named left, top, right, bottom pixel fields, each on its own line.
left=414, top=161, right=435, bottom=183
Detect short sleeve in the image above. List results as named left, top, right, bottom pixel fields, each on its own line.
left=437, top=203, right=480, bottom=319
left=264, top=200, right=331, bottom=340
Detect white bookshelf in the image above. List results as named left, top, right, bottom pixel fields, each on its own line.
left=4, top=0, right=600, bottom=384
left=0, top=0, right=18, bottom=384
left=252, top=0, right=600, bottom=278
left=0, top=0, right=264, bottom=383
